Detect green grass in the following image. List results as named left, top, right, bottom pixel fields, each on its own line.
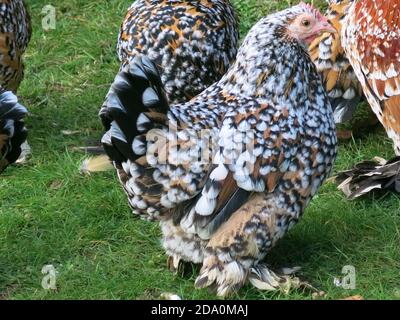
left=0, top=0, right=399, bottom=300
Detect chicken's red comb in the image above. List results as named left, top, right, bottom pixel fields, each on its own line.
left=299, top=1, right=325, bottom=20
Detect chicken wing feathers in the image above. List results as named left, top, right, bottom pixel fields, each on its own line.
left=180, top=99, right=303, bottom=240
left=332, top=0, right=400, bottom=198
left=343, top=0, right=400, bottom=153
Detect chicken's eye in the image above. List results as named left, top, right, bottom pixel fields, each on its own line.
left=302, top=19, right=311, bottom=27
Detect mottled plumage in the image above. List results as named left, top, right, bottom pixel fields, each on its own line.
left=0, top=0, right=31, bottom=93
left=0, top=88, right=27, bottom=173
left=334, top=0, right=400, bottom=198
left=334, top=157, right=400, bottom=199
left=86, top=0, right=239, bottom=173
left=343, top=0, right=400, bottom=151
left=309, top=0, right=363, bottom=123
left=0, top=0, right=30, bottom=173
left=117, top=0, right=238, bottom=106
left=102, top=3, right=337, bottom=296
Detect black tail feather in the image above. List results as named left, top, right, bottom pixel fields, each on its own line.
left=332, top=95, right=361, bottom=124
left=100, top=55, right=170, bottom=165
left=333, top=157, right=400, bottom=199
left=101, top=128, right=125, bottom=164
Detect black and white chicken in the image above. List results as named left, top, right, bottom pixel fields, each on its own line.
left=101, top=3, right=337, bottom=296
left=82, top=0, right=239, bottom=173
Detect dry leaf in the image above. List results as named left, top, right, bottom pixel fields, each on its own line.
left=61, top=130, right=81, bottom=136
left=79, top=155, right=113, bottom=175
left=312, top=291, right=327, bottom=299
left=50, top=180, right=63, bottom=190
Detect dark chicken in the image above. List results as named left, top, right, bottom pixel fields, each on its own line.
left=332, top=0, right=400, bottom=198
left=0, top=0, right=31, bottom=173
left=101, top=3, right=337, bottom=296
left=0, top=89, right=28, bottom=173
left=309, top=0, right=363, bottom=123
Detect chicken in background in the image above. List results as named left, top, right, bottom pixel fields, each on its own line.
left=0, top=88, right=28, bottom=174
left=101, top=3, right=337, bottom=296
left=309, top=0, right=363, bottom=124
left=115, top=0, right=239, bottom=106
left=332, top=0, right=400, bottom=199
left=81, top=0, right=239, bottom=173
left=0, top=0, right=31, bottom=174
left=0, top=0, right=31, bottom=93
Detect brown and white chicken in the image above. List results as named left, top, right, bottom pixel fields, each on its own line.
left=309, top=0, right=363, bottom=124
left=333, top=0, right=400, bottom=199
left=0, top=0, right=31, bottom=93
left=116, top=0, right=239, bottom=106
left=0, top=89, right=27, bottom=173
left=0, top=0, right=30, bottom=173
left=101, top=3, right=337, bottom=296
left=83, top=0, right=239, bottom=173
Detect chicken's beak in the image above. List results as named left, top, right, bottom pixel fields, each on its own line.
left=314, top=21, right=337, bottom=35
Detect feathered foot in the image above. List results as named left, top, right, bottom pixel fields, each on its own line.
left=249, top=265, right=317, bottom=295
left=167, top=254, right=181, bottom=272
left=195, top=256, right=248, bottom=297
left=195, top=255, right=317, bottom=297
left=167, top=255, right=191, bottom=276
left=331, top=156, right=400, bottom=199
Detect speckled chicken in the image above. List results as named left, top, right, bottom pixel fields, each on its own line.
left=332, top=0, right=400, bottom=198
left=118, top=0, right=239, bottom=105
left=84, top=0, right=239, bottom=173
left=0, top=88, right=27, bottom=173
left=101, top=3, right=337, bottom=296
left=0, top=0, right=31, bottom=173
left=100, top=0, right=239, bottom=122
left=0, top=0, right=31, bottom=93
left=309, top=0, right=363, bottom=123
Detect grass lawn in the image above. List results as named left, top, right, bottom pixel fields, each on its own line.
left=0, top=0, right=399, bottom=300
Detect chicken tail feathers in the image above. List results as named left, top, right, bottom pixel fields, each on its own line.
left=0, top=90, right=28, bottom=173
left=331, top=92, right=362, bottom=124
left=332, top=156, right=400, bottom=199
left=100, top=55, right=169, bottom=165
